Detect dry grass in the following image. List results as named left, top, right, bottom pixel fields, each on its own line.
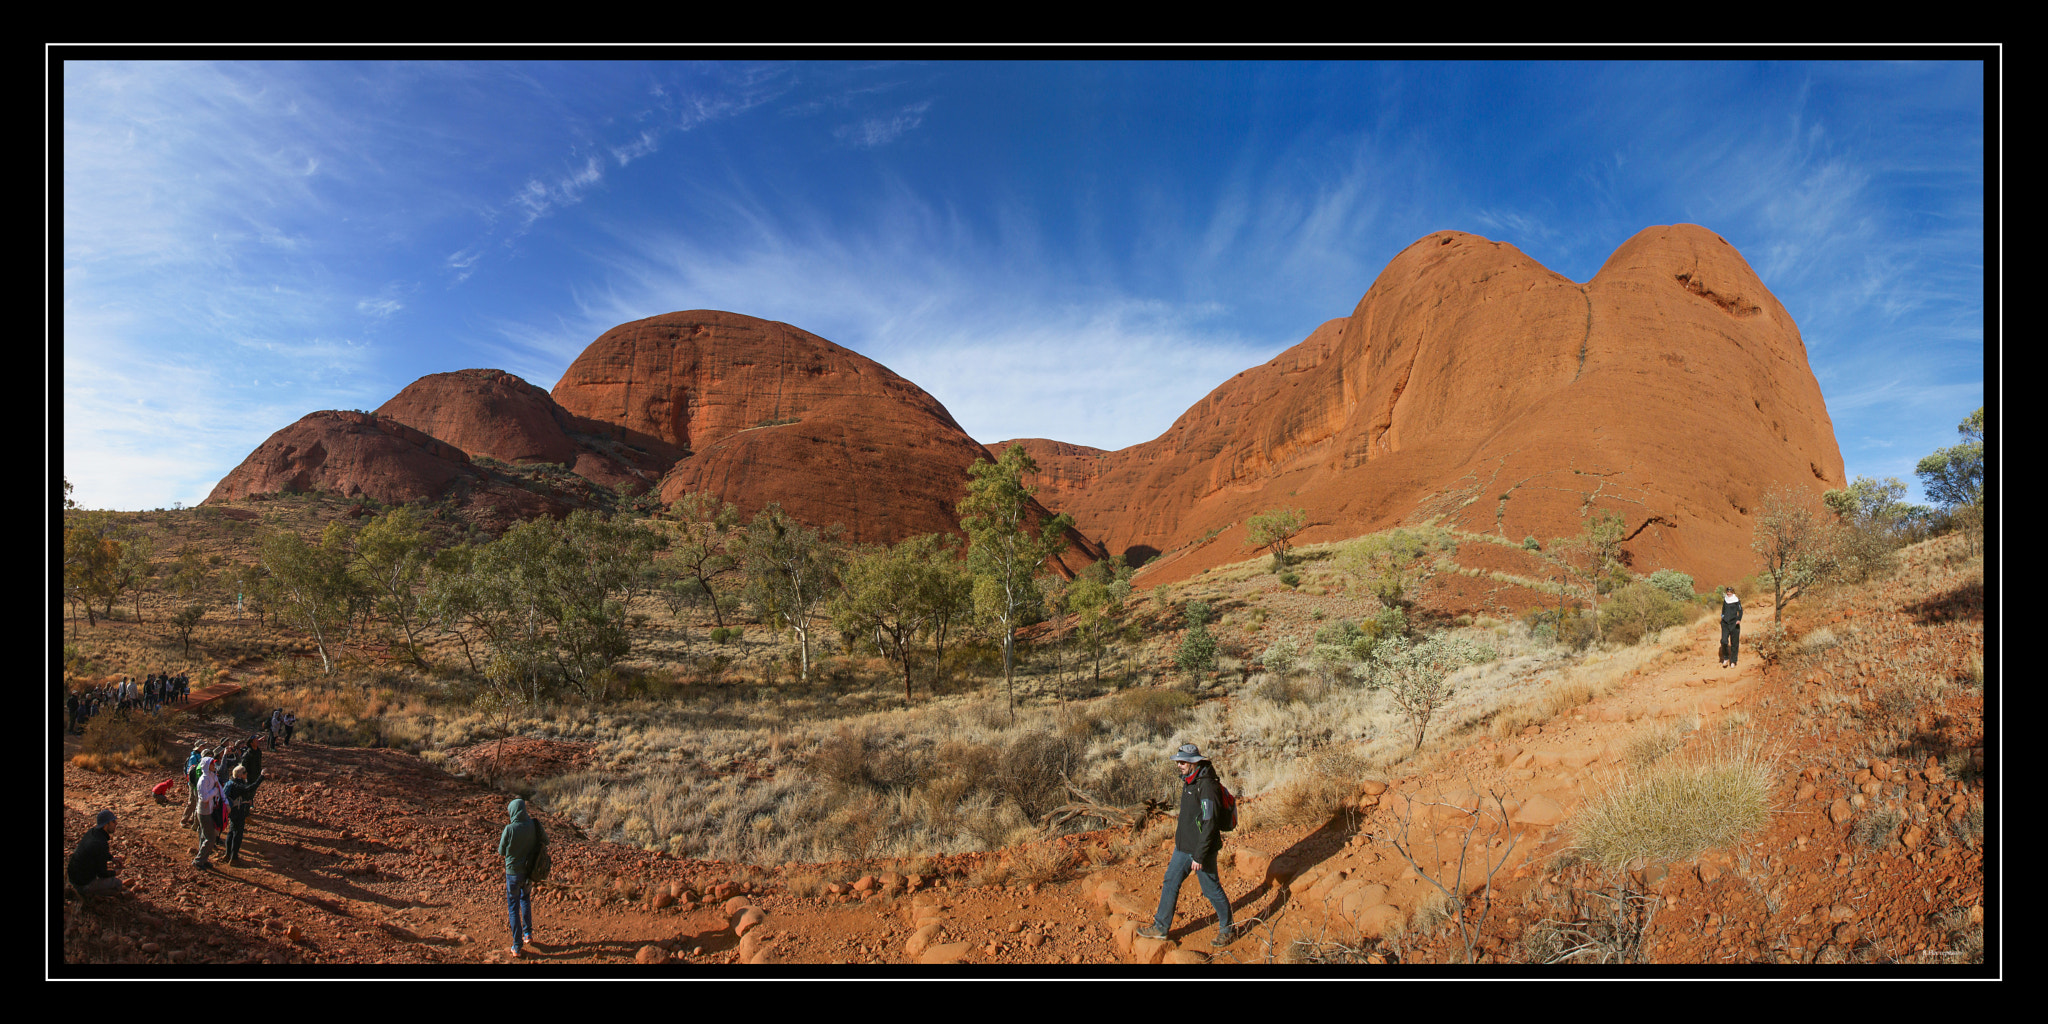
left=1623, top=720, right=1691, bottom=770
left=1410, top=888, right=1459, bottom=934
left=1008, top=841, right=1078, bottom=885
left=1568, top=732, right=1777, bottom=871
left=1540, top=681, right=1597, bottom=719
left=1253, top=771, right=1355, bottom=829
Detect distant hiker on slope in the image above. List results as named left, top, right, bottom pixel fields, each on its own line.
left=1719, top=585, right=1744, bottom=668
left=498, top=798, right=548, bottom=958
left=1138, top=744, right=1236, bottom=947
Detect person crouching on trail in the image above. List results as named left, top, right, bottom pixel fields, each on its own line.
left=1719, top=586, right=1744, bottom=668
left=1138, top=744, right=1235, bottom=947
left=68, top=810, right=124, bottom=903
left=498, top=799, right=547, bottom=958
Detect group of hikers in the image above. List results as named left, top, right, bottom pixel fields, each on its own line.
left=181, top=708, right=295, bottom=869
left=67, top=706, right=300, bottom=906
left=64, top=672, right=192, bottom=735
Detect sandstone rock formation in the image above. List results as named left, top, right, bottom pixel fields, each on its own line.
left=205, top=226, right=1838, bottom=594
left=552, top=310, right=1102, bottom=570
left=203, top=410, right=574, bottom=531
left=375, top=368, right=674, bottom=495
left=1030, top=225, right=1844, bottom=590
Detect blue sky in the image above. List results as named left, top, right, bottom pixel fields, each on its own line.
left=59, top=58, right=1990, bottom=512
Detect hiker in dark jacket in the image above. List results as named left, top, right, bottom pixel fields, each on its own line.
left=222, top=766, right=258, bottom=866
left=1719, top=586, right=1744, bottom=668
left=68, top=810, right=123, bottom=902
left=240, top=735, right=264, bottom=790
left=498, top=798, right=547, bottom=958
left=1138, top=744, right=1235, bottom=946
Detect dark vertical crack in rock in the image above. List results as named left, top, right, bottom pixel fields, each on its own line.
left=1573, top=285, right=1592, bottom=382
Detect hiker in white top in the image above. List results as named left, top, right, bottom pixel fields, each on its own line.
left=1718, top=587, right=1744, bottom=668
left=193, top=757, right=225, bottom=868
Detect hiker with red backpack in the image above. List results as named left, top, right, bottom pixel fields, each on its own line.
left=1139, top=743, right=1237, bottom=947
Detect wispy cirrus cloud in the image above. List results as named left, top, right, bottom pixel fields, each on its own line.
left=834, top=100, right=932, bottom=148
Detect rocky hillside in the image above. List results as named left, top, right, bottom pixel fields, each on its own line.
left=1024, top=225, right=1844, bottom=588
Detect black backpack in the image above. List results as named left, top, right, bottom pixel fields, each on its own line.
left=1217, top=775, right=1238, bottom=832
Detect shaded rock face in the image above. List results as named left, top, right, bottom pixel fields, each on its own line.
left=984, top=439, right=1111, bottom=519
left=202, top=410, right=573, bottom=532
left=1040, top=225, right=1844, bottom=589
left=375, top=369, right=674, bottom=495
left=555, top=311, right=1102, bottom=570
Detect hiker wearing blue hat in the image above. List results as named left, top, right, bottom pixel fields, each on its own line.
left=1138, top=743, right=1236, bottom=947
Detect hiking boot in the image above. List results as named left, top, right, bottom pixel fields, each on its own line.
left=1212, top=928, right=1236, bottom=947
left=524, top=932, right=534, bottom=947
left=509, top=945, right=523, bottom=958
left=1136, top=924, right=1168, bottom=940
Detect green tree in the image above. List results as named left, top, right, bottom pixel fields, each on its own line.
left=1914, top=407, right=1985, bottom=511
left=1175, top=599, right=1219, bottom=676
left=834, top=534, right=955, bottom=701
left=958, top=444, right=1074, bottom=722
left=170, top=604, right=207, bottom=656
left=1916, top=406, right=1986, bottom=554
left=739, top=504, right=842, bottom=683
left=260, top=529, right=355, bottom=674
left=653, top=569, right=709, bottom=648
left=917, top=535, right=975, bottom=694
left=1068, top=555, right=1135, bottom=687
left=229, top=559, right=274, bottom=627
left=1362, top=633, right=1493, bottom=756
left=115, top=532, right=157, bottom=624
left=1751, top=487, right=1839, bottom=624
left=1550, top=511, right=1627, bottom=642
left=1823, top=476, right=1920, bottom=583
left=352, top=507, right=434, bottom=666
left=422, top=543, right=489, bottom=676
left=1244, top=507, right=1308, bottom=572
left=63, top=517, right=122, bottom=629
left=659, top=491, right=743, bottom=627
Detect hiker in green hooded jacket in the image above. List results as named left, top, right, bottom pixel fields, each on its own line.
left=498, top=798, right=546, bottom=958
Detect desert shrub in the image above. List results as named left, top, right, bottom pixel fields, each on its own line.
left=1750, top=622, right=1794, bottom=666
left=1090, top=757, right=1171, bottom=807
left=1524, top=607, right=1597, bottom=652
left=1256, top=671, right=1330, bottom=706
left=1260, top=637, right=1301, bottom=676
left=1103, top=687, right=1196, bottom=739
left=998, top=730, right=1088, bottom=818
left=1523, top=535, right=1541, bottom=551
left=1568, top=733, right=1775, bottom=870
left=1176, top=602, right=1218, bottom=674
left=79, top=711, right=178, bottom=766
left=1600, top=582, right=1690, bottom=645
left=1647, top=569, right=1695, bottom=603
left=932, top=740, right=1001, bottom=796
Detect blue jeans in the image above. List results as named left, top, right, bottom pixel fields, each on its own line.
left=1152, top=848, right=1232, bottom=935
left=506, top=875, right=532, bottom=944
